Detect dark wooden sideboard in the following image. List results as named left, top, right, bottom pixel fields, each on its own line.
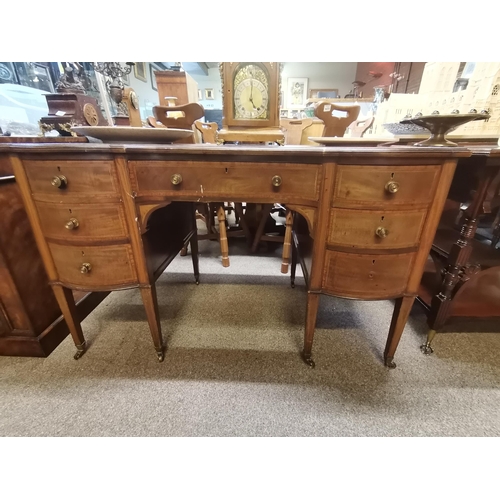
left=2, top=143, right=470, bottom=367
left=418, top=147, right=500, bottom=351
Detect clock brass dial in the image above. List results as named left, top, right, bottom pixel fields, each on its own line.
left=233, top=64, right=269, bottom=120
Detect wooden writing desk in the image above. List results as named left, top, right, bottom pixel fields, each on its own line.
left=4, top=143, right=469, bottom=367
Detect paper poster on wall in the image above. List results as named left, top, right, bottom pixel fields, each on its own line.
left=287, top=77, right=308, bottom=108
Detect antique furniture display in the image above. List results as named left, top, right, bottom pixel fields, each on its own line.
left=4, top=143, right=469, bottom=368
left=418, top=147, right=500, bottom=352
left=0, top=140, right=108, bottom=357
left=218, top=62, right=285, bottom=144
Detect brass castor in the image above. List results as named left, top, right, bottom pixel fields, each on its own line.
left=384, top=356, right=397, bottom=369
left=420, top=343, right=434, bottom=355
left=73, top=342, right=87, bottom=360
left=156, top=349, right=165, bottom=362
left=301, top=351, right=315, bottom=368
left=420, top=329, right=437, bottom=355
left=195, top=279, right=200, bottom=285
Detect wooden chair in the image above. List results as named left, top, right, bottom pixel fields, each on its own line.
left=347, top=115, right=374, bottom=137
left=279, top=118, right=313, bottom=145
left=149, top=102, right=205, bottom=144
left=314, top=101, right=361, bottom=137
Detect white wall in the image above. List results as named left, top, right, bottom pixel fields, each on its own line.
left=281, top=62, right=358, bottom=101
left=193, top=67, right=223, bottom=110
left=188, top=62, right=358, bottom=111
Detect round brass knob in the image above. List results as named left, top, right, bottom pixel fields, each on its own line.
left=80, top=263, right=92, bottom=274
left=375, top=226, right=389, bottom=238
left=51, top=175, right=67, bottom=189
left=171, top=174, right=183, bottom=185
left=272, top=175, right=282, bottom=187
left=385, top=181, right=399, bottom=194
left=65, top=218, right=79, bottom=230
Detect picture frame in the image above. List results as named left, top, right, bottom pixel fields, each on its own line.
left=286, top=77, right=308, bottom=109
left=280, top=109, right=289, bottom=119
left=134, top=62, right=147, bottom=82
left=205, top=88, right=214, bottom=100
left=198, top=89, right=203, bottom=101
left=149, top=64, right=160, bottom=91
left=309, top=88, right=339, bottom=99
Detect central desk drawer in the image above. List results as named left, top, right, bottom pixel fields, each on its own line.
left=130, top=161, right=321, bottom=201
left=328, top=208, right=427, bottom=250
left=48, top=243, right=137, bottom=289
left=333, top=165, right=439, bottom=208
left=24, top=160, right=120, bottom=202
left=36, top=202, right=128, bottom=242
left=322, top=250, right=415, bottom=299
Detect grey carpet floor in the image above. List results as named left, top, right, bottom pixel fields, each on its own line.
left=1, top=238, right=500, bottom=437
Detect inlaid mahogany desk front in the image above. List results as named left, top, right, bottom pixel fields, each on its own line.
left=4, top=143, right=469, bottom=368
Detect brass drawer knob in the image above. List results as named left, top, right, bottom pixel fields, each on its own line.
left=385, top=181, right=399, bottom=194
left=51, top=175, right=68, bottom=189
left=375, top=226, right=389, bottom=238
left=80, top=263, right=92, bottom=274
left=272, top=175, right=282, bottom=187
left=171, top=173, right=183, bottom=185
left=65, top=218, right=79, bottom=230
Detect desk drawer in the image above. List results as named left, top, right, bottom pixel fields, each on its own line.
left=24, top=160, right=120, bottom=202
left=333, top=165, right=439, bottom=208
left=322, top=250, right=415, bottom=299
left=36, top=202, right=128, bottom=243
left=328, top=208, right=427, bottom=251
left=131, top=161, right=321, bottom=202
left=48, top=243, right=137, bottom=289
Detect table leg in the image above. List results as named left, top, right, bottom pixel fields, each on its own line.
left=302, top=291, right=320, bottom=368
left=384, top=295, right=416, bottom=369
left=140, top=285, right=164, bottom=362
left=281, top=209, right=293, bottom=274
left=217, top=205, right=230, bottom=267
left=52, top=284, right=87, bottom=360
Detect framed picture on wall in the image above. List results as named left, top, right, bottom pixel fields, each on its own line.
left=309, top=88, right=338, bottom=99
left=205, top=88, right=214, bottom=100
left=149, top=64, right=160, bottom=91
left=286, top=77, right=308, bottom=108
left=134, top=62, right=147, bottom=82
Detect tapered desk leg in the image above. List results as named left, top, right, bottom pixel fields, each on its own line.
left=140, top=285, right=164, bottom=362
left=281, top=210, right=293, bottom=274
left=290, top=235, right=297, bottom=288
left=217, top=205, right=230, bottom=267
left=52, top=284, right=87, bottom=360
left=190, top=219, right=200, bottom=285
left=384, top=295, right=416, bottom=369
left=302, top=291, right=320, bottom=368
